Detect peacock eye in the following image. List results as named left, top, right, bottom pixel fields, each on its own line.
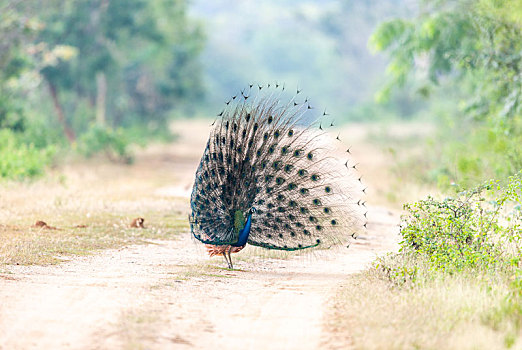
left=298, top=169, right=308, bottom=177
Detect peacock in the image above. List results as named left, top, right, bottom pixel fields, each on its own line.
left=189, top=84, right=366, bottom=268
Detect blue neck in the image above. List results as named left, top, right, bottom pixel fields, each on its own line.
left=233, top=214, right=252, bottom=247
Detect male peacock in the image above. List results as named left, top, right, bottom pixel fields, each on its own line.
left=189, top=84, right=366, bottom=268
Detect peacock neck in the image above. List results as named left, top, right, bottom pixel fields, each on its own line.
left=233, top=214, right=252, bottom=247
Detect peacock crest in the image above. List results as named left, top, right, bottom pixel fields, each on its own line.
left=190, top=84, right=366, bottom=266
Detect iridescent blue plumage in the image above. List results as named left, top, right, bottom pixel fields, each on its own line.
left=234, top=214, right=252, bottom=247
left=190, top=84, right=366, bottom=267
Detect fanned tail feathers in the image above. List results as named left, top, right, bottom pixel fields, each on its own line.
left=190, top=84, right=366, bottom=250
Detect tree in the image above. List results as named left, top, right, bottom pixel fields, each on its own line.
left=0, top=0, right=37, bottom=133
left=36, top=0, right=205, bottom=141
left=370, top=0, right=521, bottom=186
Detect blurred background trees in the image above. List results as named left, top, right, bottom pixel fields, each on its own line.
left=1, top=0, right=204, bottom=174
left=191, top=0, right=417, bottom=120
left=371, top=0, right=521, bottom=188
left=0, top=0, right=520, bottom=187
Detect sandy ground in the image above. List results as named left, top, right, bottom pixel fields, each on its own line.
left=0, top=206, right=398, bottom=350
left=0, top=120, right=403, bottom=349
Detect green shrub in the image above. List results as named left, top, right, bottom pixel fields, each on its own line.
left=77, top=124, right=133, bottom=164
left=0, top=129, right=55, bottom=180
left=400, top=173, right=521, bottom=273
left=375, top=175, right=522, bottom=343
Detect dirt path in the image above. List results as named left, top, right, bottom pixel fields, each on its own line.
left=0, top=120, right=408, bottom=349
left=0, top=204, right=398, bottom=349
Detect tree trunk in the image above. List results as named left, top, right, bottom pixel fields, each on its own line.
left=48, top=80, right=76, bottom=143
left=96, top=72, right=107, bottom=126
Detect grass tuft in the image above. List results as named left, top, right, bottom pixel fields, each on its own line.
left=326, top=258, right=521, bottom=349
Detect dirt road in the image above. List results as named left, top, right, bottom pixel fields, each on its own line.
left=0, top=120, right=402, bottom=349
left=0, top=205, right=398, bottom=350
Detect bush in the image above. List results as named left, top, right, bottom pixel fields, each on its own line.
left=374, top=175, right=522, bottom=344
left=77, top=124, right=133, bottom=164
left=0, top=129, right=55, bottom=180
left=399, top=173, right=522, bottom=273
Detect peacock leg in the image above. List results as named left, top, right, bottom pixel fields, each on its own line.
left=222, top=253, right=230, bottom=267
left=227, top=247, right=233, bottom=269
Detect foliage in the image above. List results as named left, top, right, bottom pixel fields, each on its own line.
left=36, top=0, right=205, bottom=130
left=370, top=0, right=522, bottom=187
left=77, top=124, right=133, bottom=164
left=0, top=2, right=54, bottom=179
left=430, top=114, right=522, bottom=189
left=0, top=93, right=25, bottom=132
left=0, top=1, right=38, bottom=134
left=370, top=0, right=521, bottom=119
left=372, top=174, right=522, bottom=342
left=399, top=173, right=521, bottom=273
left=0, top=0, right=205, bottom=179
left=370, top=175, right=522, bottom=344
left=0, top=129, right=55, bottom=179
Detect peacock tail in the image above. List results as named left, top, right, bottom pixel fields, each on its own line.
left=190, top=84, right=366, bottom=252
